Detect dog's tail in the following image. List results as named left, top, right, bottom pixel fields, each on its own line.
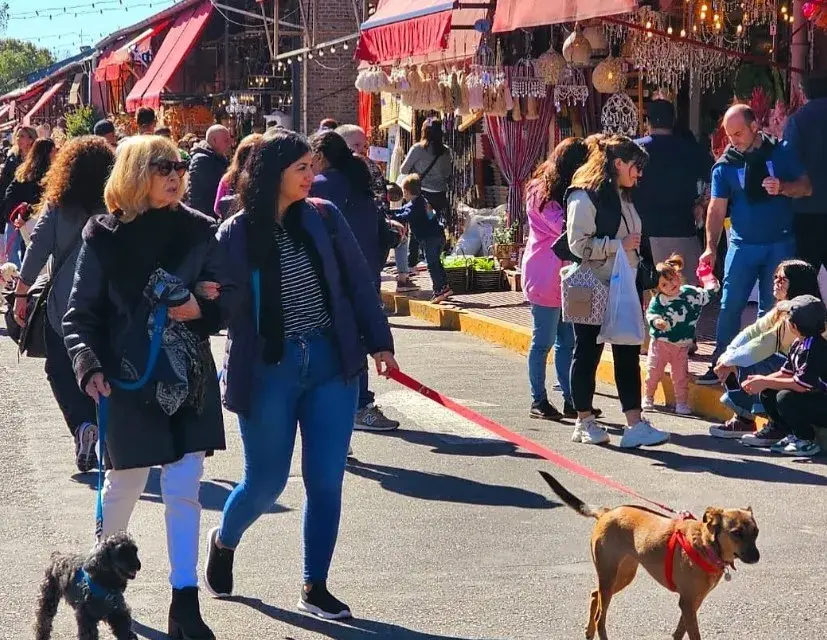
left=33, top=568, right=60, bottom=640
left=539, top=470, right=609, bottom=519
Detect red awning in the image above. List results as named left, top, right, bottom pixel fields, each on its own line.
left=22, top=81, right=65, bottom=125
left=125, top=1, right=212, bottom=112
left=95, top=20, right=171, bottom=83
left=493, top=0, right=638, bottom=32
left=356, top=0, right=456, bottom=64
left=0, top=104, right=10, bottom=121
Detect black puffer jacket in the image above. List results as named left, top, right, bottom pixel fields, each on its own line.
left=184, top=144, right=229, bottom=218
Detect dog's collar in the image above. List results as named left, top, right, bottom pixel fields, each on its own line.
left=76, top=568, right=119, bottom=604
left=665, top=529, right=735, bottom=592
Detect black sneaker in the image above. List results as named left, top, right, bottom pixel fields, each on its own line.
left=530, top=399, right=564, bottom=421
left=297, top=582, right=352, bottom=620
left=203, top=527, right=234, bottom=597
left=696, top=367, right=721, bottom=385
left=563, top=402, right=602, bottom=420
left=741, top=422, right=788, bottom=448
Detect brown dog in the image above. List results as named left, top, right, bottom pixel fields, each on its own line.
left=539, top=471, right=759, bottom=640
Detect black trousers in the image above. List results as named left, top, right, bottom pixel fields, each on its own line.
left=409, top=190, right=450, bottom=268
left=571, top=323, right=642, bottom=413
left=760, top=388, right=827, bottom=441
left=794, top=213, right=827, bottom=272
left=44, top=321, right=97, bottom=436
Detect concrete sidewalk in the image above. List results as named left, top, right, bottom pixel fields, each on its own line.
left=381, top=269, right=745, bottom=424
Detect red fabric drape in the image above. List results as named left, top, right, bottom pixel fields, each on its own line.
left=358, top=92, right=373, bottom=137
left=484, top=96, right=555, bottom=226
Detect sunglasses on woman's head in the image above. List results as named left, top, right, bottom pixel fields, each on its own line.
left=150, top=159, right=188, bottom=177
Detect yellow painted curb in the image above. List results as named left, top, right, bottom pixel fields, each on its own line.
left=384, top=289, right=734, bottom=423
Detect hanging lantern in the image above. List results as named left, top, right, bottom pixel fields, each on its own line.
left=582, top=25, right=609, bottom=57
left=601, top=92, right=639, bottom=136
left=535, top=48, right=566, bottom=85
left=562, top=25, right=593, bottom=67
left=592, top=56, right=627, bottom=94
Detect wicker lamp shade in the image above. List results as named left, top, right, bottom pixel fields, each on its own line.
left=592, top=56, right=626, bottom=94
left=535, top=49, right=566, bottom=85
left=562, top=26, right=593, bottom=67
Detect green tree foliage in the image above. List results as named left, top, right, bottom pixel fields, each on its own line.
left=0, top=39, right=55, bottom=95
left=65, top=105, right=102, bottom=138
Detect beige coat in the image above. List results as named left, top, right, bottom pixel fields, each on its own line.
left=566, top=188, right=642, bottom=283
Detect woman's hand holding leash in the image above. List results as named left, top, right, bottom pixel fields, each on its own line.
left=168, top=294, right=202, bottom=322
left=85, top=373, right=111, bottom=403
left=194, top=281, right=220, bottom=301
left=372, top=351, right=399, bottom=377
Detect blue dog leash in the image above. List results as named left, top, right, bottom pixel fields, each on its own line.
left=94, top=304, right=168, bottom=540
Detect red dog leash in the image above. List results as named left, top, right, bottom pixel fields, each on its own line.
left=388, top=369, right=677, bottom=516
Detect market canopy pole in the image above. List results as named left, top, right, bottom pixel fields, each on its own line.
left=600, top=15, right=805, bottom=74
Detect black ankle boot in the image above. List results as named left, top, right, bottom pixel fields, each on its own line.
left=168, top=587, right=215, bottom=640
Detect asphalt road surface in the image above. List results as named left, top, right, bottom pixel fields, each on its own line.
left=1, top=315, right=825, bottom=639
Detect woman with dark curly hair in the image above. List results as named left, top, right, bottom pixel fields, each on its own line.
left=213, top=133, right=262, bottom=218
left=13, top=136, right=114, bottom=473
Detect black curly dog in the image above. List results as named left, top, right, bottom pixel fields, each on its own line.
left=34, top=532, right=142, bottom=640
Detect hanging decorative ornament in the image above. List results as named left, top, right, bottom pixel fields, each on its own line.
left=582, top=24, right=609, bottom=57
left=601, top=92, right=639, bottom=136
left=562, top=25, right=593, bottom=67
left=592, top=55, right=627, bottom=94
left=554, top=66, right=589, bottom=112
left=535, top=47, right=566, bottom=85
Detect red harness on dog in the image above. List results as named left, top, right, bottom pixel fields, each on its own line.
left=665, top=514, right=733, bottom=592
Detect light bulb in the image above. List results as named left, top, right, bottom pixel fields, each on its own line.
left=701, top=3, right=708, bottom=11
left=645, top=20, right=652, bottom=29
left=737, top=24, right=743, bottom=34
left=319, top=50, right=324, bottom=57
left=330, top=47, right=335, bottom=53
left=308, top=53, right=313, bottom=59
left=667, top=26, right=673, bottom=35
left=680, top=28, right=686, bottom=37
left=343, top=43, right=349, bottom=50
left=781, top=5, right=788, bottom=13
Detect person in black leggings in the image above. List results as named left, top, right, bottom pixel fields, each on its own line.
left=566, top=134, right=670, bottom=449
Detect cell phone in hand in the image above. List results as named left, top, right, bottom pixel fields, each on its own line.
left=724, top=373, right=740, bottom=392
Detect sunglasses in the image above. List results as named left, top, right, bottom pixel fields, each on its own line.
left=150, top=159, right=188, bottom=177
left=773, top=274, right=789, bottom=283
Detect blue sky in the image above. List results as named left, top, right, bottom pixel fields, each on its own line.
left=4, top=0, right=180, bottom=60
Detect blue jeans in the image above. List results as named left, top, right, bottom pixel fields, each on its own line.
left=721, top=354, right=786, bottom=418
left=714, top=239, right=795, bottom=358
left=219, top=331, right=358, bottom=583
left=528, top=304, right=574, bottom=405
left=420, top=235, right=447, bottom=291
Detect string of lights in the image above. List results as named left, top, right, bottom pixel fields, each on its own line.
left=9, top=0, right=177, bottom=20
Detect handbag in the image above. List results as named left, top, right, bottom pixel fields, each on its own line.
left=561, top=262, right=609, bottom=326
left=7, top=234, right=76, bottom=358
left=635, top=235, right=658, bottom=292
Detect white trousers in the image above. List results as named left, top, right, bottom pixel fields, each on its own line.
left=99, top=452, right=205, bottom=589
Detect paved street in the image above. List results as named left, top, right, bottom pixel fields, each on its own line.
left=2, top=315, right=827, bottom=639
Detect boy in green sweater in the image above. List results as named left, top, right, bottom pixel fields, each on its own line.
left=644, top=255, right=712, bottom=414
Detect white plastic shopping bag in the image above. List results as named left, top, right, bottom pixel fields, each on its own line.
left=597, top=249, right=644, bottom=345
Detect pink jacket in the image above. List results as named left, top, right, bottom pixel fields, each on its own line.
left=521, top=189, right=566, bottom=308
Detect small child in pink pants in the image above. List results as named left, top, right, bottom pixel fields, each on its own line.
left=643, top=254, right=712, bottom=415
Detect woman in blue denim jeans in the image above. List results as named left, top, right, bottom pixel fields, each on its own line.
left=710, top=259, right=822, bottom=444
left=205, top=129, right=398, bottom=620
left=522, top=138, right=598, bottom=420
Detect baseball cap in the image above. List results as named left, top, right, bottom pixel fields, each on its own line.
left=93, top=120, right=115, bottom=136
left=778, top=295, right=827, bottom=336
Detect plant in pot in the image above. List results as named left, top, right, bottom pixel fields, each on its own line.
left=492, top=220, right=524, bottom=270
left=470, top=256, right=504, bottom=293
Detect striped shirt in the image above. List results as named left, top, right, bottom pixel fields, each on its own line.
left=275, top=224, right=331, bottom=336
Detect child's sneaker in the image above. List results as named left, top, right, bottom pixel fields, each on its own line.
left=642, top=396, right=655, bottom=411
left=709, top=415, right=755, bottom=439
left=771, top=435, right=821, bottom=456
left=674, top=403, right=692, bottom=416
left=430, top=285, right=453, bottom=304
left=571, top=416, right=610, bottom=445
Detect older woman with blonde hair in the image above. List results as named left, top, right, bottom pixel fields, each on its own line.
left=63, top=135, right=230, bottom=639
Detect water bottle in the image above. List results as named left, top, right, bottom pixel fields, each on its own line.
left=696, top=261, right=720, bottom=292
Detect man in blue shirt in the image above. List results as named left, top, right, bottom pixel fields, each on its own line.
left=698, top=104, right=812, bottom=397
left=784, top=72, right=827, bottom=271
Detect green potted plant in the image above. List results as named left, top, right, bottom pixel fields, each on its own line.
left=492, top=220, right=523, bottom=270
left=470, top=256, right=504, bottom=292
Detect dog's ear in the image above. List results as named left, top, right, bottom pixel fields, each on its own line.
left=745, top=505, right=753, bottom=514
left=702, top=507, right=723, bottom=534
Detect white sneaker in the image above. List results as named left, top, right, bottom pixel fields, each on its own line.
left=642, top=396, right=655, bottom=411
left=674, top=403, right=692, bottom=416
left=620, top=418, right=670, bottom=449
left=571, top=416, right=610, bottom=445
